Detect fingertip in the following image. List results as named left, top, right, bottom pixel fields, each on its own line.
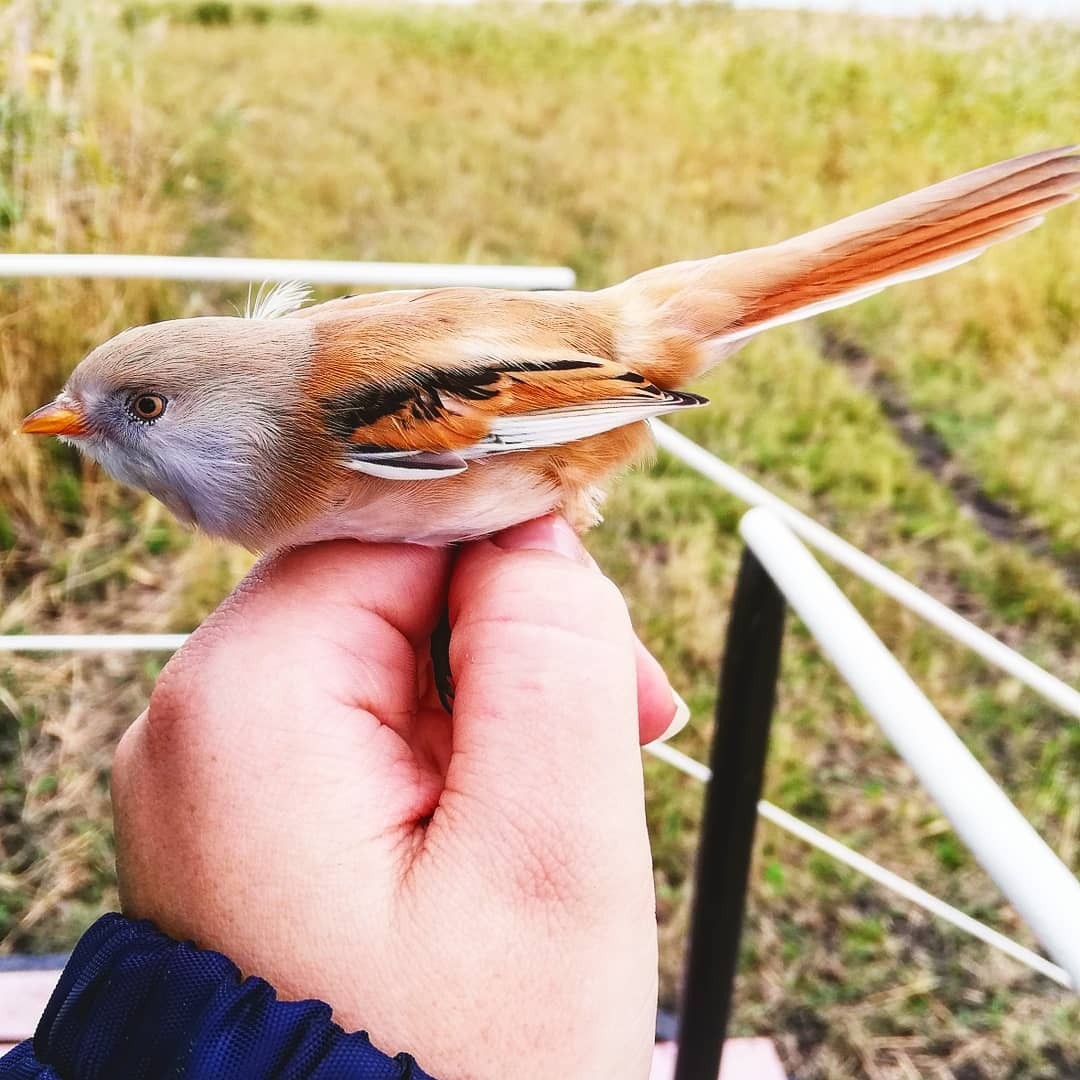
left=491, top=514, right=589, bottom=563
left=633, top=637, right=686, bottom=745
left=457, top=521, right=686, bottom=748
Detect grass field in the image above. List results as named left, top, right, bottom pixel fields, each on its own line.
left=1, top=3, right=1079, bottom=1077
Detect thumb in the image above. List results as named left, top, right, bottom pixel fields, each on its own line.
left=438, top=516, right=651, bottom=899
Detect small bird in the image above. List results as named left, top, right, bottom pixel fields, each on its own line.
left=21, top=146, right=1079, bottom=551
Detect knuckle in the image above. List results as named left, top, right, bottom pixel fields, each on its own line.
left=112, top=711, right=146, bottom=791
left=512, top=844, right=588, bottom=915
left=507, top=822, right=650, bottom=934
left=476, top=793, right=629, bottom=921
left=504, top=822, right=594, bottom=917
left=143, top=615, right=236, bottom=742
left=146, top=661, right=188, bottom=728
left=144, top=664, right=197, bottom=746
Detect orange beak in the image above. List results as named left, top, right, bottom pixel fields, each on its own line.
left=20, top=399, right=91, bottom=437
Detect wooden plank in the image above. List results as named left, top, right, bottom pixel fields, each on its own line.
left=651, top=1038, right=787, bottom=1080
left=0, top=970, right=60, bottom=1043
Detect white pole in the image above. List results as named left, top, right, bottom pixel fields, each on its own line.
left=739, top=507, right=1080, bottom=988
left=0, top=253, right=577, bottom=291
left=653, top=421, right=1080, bottom=721
left=0, top=634, right=189, bottom=652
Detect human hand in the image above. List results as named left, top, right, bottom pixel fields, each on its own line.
left=112, top=516, right=677, bottom=1079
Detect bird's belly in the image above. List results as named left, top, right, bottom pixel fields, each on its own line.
left=282, top=457, right=563, bottom=547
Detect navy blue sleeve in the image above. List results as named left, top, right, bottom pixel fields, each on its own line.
left=0, top=914, right=436, bottom=1080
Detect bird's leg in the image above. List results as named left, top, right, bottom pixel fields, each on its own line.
left=429, top=543, right=461, bottom=714
left=430, top=603, right=455, bottom=714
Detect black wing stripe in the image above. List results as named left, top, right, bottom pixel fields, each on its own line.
left=320, top=357, right=607, bottom=437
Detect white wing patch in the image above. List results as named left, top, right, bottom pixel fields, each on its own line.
left=344, top=449, right=468, bottom=480
left=342, top=389, right=706, bottom=480
left=462, top=390, right=706, bottom=458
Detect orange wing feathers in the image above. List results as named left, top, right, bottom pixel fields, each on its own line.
left=299, top=290, right=702, bottom=478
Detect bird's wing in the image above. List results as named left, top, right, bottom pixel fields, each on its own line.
left=318, top=351, right=706, bottom=480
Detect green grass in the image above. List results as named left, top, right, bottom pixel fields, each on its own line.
left=1, top=3, right=1078, bottom=1076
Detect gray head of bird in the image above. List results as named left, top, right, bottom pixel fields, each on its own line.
left=20, top=315, right=317, bottom=544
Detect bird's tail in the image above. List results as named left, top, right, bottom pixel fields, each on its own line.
left=612, top=145, right=1079, bottom=384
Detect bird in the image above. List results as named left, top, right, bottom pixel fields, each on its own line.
left=21, top=146, right=1080, bottom=552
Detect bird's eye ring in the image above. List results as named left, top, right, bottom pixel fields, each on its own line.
left=128, top=393, right=167, bottom=422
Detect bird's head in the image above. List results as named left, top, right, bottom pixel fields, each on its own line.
left=21, top=315, right=317, bottom=545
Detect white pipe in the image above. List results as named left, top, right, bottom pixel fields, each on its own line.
left=739, top=506, right=1080, bottom=988
left=653, top=421, right=1080, bottom=721
left=0, top=253, right=576, bottom=291
left=645, top=741, right=1072, bottom=988
left=0, top=634, right=189, bottom=652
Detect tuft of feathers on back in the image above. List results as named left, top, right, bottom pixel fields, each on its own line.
left=245, top=280, right=313, bottom=320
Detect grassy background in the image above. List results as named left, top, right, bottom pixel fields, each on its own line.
left=1, top=3, right=1078, bottom=1076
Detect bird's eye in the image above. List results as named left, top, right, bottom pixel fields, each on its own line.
left=128, top=393, right=167, bottom=422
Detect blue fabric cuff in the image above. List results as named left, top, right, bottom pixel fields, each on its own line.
left=0, top=913, right=436, bottom=1079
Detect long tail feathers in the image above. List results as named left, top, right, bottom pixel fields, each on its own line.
left=618, top=145, right=1079, bottom=376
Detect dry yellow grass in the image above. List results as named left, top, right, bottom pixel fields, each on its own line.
left=1, top=3, right=1078, bottom=1077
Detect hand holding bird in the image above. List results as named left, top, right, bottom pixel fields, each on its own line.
left=112, top=520, right=663, bottom=1077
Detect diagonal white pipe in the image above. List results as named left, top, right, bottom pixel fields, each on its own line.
left=652, top=421, right=1080, bottom=720
left=738, top=506, right=1080, bottom=989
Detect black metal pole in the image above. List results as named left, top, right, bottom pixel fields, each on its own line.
left=673, top=547, right=786, bottom=1080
